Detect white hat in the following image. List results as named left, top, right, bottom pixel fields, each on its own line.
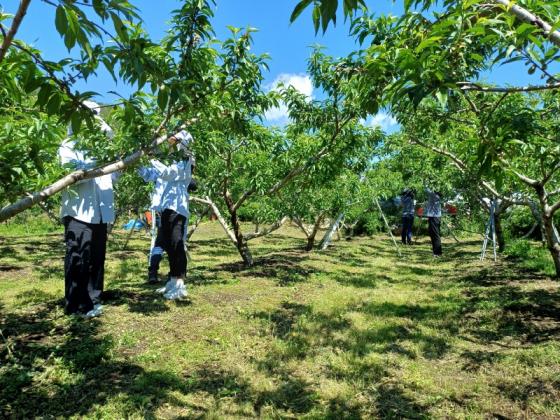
left=174, top=130, right=194, bottom=151
left=66, top=101, right=113, bottom=138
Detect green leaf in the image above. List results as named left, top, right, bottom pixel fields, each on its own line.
left=110, top=12, right=129, bottom=42
left=312, top=7, right=321, bottom=34
left=55, top=6, right=68, bottom=36
left=71, top=111, right=82, bottom=135
left=290, top=0, right=314, bottom=23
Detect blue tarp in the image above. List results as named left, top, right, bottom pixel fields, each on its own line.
left=122, top=219, right=145, bottom=231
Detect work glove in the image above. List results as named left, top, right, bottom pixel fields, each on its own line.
left=174, top=130, right=194, bottom=151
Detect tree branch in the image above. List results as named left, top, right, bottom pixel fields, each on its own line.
left=244, top=216, right=289, bottom=241
left=492, top=0, right=560, bottom=49
left=497, top=157, right=540, bottom=187
left=410, top=137, right=528, bottom=205
left=0, top=0, right=32, bottom=64
left=458, top=81, right=560, bottom=93
left=0, top=118, right=182, bottom=223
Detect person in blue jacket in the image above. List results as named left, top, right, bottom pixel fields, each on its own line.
left=139, top=130, right=193, bottom=300
left=400, top=188, right=416, bottom=245
left=425, top=188, right=443, bottom=257
left=59, top=101, right=116, bottom=317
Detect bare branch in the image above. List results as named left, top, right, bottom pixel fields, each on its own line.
left=492, top=0, right=560, bottom=49
left=0, top=0, right=32, bottom=64
left=0, top=117, right=181, bottom=223
left=244, top=216, right=289, bottom=241
left=458, top=81, right=560, bottom=93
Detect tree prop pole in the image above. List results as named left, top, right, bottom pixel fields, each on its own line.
left=374, top=197, right=402, bottom=258
left=122, top=212, right=140, bottom=251
left=319, top=212, right=345, bottom=250
left=491, top=201, right=498, bottom=262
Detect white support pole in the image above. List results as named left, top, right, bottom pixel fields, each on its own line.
left=374, top=198, right=402, bottom=258
left=148, top=210, right=157, bottom=264
left=319, top=212, right=345, bottom=250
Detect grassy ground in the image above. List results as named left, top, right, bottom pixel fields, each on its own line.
left=1, top=222, right=559, bottom=419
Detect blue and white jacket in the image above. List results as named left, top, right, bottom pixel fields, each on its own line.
left=139, top=158, right=192, bottom=219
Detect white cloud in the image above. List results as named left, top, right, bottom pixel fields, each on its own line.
left=369, top=112, right=398, bottom=132
left=264, top=73, right=313, bottom=123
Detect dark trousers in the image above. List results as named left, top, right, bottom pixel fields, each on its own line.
left=428, top=217, right=442, bottom=255
left=153, top=209, right=187, bottom=277
left=401, top=215, right=414, bottom=244
left=63, top=217, right=107, bottom=314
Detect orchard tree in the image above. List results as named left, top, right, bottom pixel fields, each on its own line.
left=279, top=124, right=381, bottom=251
left=395, top=93, right=560, bottom=272
left=0, top=1, right=286, bottom=223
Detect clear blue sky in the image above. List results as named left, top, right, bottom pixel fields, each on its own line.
left=4, top=0, right=543, bottom=128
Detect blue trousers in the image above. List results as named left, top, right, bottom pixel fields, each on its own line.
left=401, top=215, right=414, bottom=244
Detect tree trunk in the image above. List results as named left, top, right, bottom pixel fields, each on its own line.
left=237, top=239, right=254, bottom=266
left=305, top=213, right=326, bottom=252
left=529, top=201, right=546, bottom=245
left=224, top=191, right=254, bottom=267
left=494, top=212, right=506, bottom=252
left=230, top=213, right=253, bottom=266
left=543, top=215, right=560, bottom=277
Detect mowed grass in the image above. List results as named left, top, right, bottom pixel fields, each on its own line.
left=1, top=222, right=560, bottom=419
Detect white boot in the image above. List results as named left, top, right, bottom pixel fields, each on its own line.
left=164, top=278, right=187, bottom=300
left=156, top=278, right=175, bottom=294
left=84, top=304, right=103, bottom=318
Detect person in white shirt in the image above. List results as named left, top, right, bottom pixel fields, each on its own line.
left=59, top=101, right=116, bottom=317
left=138, top=131, right=193, bottom=300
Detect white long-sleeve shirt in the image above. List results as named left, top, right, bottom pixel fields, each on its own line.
left=139, top=158, right=192, bottom=219
left=59, top=139, right=117, bottom=224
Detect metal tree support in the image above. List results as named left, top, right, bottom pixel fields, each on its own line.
left=480, top=199, right=497, bottom=262
left=374, top=197, right=402, bottom=258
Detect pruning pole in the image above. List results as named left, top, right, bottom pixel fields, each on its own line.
left=443, top=218, right=460, bottom=243
left=122, top=215, right=139, bottom=251
left=374, top=197, right=402, bottom=258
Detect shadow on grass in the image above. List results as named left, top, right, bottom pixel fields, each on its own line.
left=0, top=301, right=321, bottom=417
left=209, top=251, right=314, bottom=286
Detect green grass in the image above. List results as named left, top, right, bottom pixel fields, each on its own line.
left=505, top=238, right=557, bottom=277
left=1, top=223, right=560, bottom=418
